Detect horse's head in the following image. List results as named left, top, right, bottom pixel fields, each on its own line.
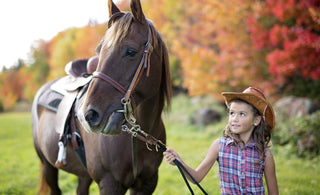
left=78, top=0, right=171, bottom=135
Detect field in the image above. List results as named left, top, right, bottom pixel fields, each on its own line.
left=0, top=94, right=319, bottom=194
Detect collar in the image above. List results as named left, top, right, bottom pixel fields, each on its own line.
left=225, top=137, right=256, bottom=148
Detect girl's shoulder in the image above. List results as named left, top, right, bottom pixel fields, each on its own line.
left=210, top=138, right=221, bottom=149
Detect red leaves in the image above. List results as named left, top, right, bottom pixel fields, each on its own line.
left=267, top=23, right=320, bottom=81
left=248, top=0, right=320, bottom=94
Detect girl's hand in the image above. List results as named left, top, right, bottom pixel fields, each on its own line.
left=163, top=148, right=182, bottom=165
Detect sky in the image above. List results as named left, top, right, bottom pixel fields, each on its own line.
left=0, top=0, right=121, bottom=70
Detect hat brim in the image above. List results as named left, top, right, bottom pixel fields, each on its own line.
left=222, top=92, right=275, bottom=132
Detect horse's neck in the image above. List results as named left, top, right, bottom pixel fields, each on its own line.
left=136, top=94, right=164, bottom=135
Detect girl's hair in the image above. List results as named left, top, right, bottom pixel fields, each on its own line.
left=223, top=99, right=271, bottom=162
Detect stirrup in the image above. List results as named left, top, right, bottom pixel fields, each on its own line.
left=55, top=141, right=67, bottom=168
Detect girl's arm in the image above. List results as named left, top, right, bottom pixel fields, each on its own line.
left=163, top=138, right=219, bottom=183
left=264, top=149, right=279, bottom=195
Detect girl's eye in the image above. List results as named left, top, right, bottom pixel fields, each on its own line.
left=229, top=111, right=235, bottom=116
left=240, top=113, right=246, bottom=117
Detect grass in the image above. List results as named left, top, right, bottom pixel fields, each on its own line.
left=0, top=94, right=319, bottom=194
left=0, top=112, right=39, bottom=195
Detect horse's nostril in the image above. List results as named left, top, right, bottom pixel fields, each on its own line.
left=85, top=109, right=100, bottom=128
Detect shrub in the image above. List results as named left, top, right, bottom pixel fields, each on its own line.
left=273, top=111, right=320, bottom=158
left=291, top=111, right=320, bottom=157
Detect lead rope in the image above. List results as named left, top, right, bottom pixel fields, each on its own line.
left=120, top=99, right=208, bottom=195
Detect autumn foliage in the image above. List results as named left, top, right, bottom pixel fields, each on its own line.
left=48, top=23, right=105, bottom=80
left=247, top=0, right=320, bottom=98
left=1, top=0, right=320, bottom=111
left=0, top=23, right=105, bottom=111
left=143, top=0, right=276, bottom=98
left=0, top=61, right=27, bottom=110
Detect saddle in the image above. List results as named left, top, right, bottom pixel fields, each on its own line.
left=65, top=55, right=98, bottom=77
left=38, top=56, right=98, bottom=168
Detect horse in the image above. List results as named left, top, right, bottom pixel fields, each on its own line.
left=31, top=0, right=171, bottom=194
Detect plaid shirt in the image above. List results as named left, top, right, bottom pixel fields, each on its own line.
left=218, top=137, right=266, bottom=195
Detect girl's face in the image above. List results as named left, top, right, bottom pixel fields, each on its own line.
left=228, top=101, right=261, bottom=141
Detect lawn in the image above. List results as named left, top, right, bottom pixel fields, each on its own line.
left=0, top=94, right=319, bottom=194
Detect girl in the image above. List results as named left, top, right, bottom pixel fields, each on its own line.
left=164, top=87, right=279, bottom=194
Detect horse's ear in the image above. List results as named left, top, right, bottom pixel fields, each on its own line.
left=130, top=0, right=146, bottom=24
left=108, top=0, right=120, bottom=17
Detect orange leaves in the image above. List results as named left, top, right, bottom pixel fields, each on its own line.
left=149, top=0, right=320, bottom=99
left=73, top=25, right=105, bottom=59
left=144, top=0, right=272, bottom=98
left=0, top=23, right=106, bottom=110
left=0, top=62, right=28, bottom=111
left=48, top=24, right=105, bottom=80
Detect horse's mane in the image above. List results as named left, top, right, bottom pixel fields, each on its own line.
left=103, top=12, right=171, bottom=109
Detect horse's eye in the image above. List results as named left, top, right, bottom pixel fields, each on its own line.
left=125, top=47, right=138, bottom=58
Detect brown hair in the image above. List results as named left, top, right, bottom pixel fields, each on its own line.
left=223, top=99, right=271, bottom=162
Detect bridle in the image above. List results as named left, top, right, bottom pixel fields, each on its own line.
left=93, top=20, right=153, bottom=102
left=92, top=12, right=167, bottom=179
left=92, top=13, right=153, bottom=126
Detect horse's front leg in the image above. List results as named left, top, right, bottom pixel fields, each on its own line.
left=77, top=176, right=93, bottom=195
left=98, top=173, right=128, bottom=195
left=129, top=171, right=158, bottom=195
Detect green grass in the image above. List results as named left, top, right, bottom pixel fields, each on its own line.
left=0, top=112, right=39, bottom=195
left=0, top=95, right=319, bottom=194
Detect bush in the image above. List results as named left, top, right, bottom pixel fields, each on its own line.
left=273, top=111, right=320, bottom=158
left=291, top=111, right=320, bottom=157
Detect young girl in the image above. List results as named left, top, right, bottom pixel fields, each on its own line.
left=164, top=87, right=279, bottom=195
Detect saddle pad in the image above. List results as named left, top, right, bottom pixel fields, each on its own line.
left=38, top=89, right=64, bottom=113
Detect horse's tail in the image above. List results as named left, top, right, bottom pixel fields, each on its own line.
left=38, top=163, right=50, bottom=195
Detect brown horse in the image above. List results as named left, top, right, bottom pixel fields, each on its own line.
left=31, top=0, right=171, bottom=194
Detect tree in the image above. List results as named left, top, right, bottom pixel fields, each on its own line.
left=247, top=0, right=320, bottom=100
left=0, top=60, right=28, bottom=110
left=144, top=0, right=273, bottom=98
left=24, top=39, right=50, bottom=101
left=47, top=24, right=105, bottom=80
left=48, top=28, right=78, bottom=80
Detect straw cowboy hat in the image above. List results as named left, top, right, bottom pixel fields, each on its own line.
left=221, top=87, right=275, bottom=132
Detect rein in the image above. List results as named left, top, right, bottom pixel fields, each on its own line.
left=92, top=16, right=207, bottom=195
